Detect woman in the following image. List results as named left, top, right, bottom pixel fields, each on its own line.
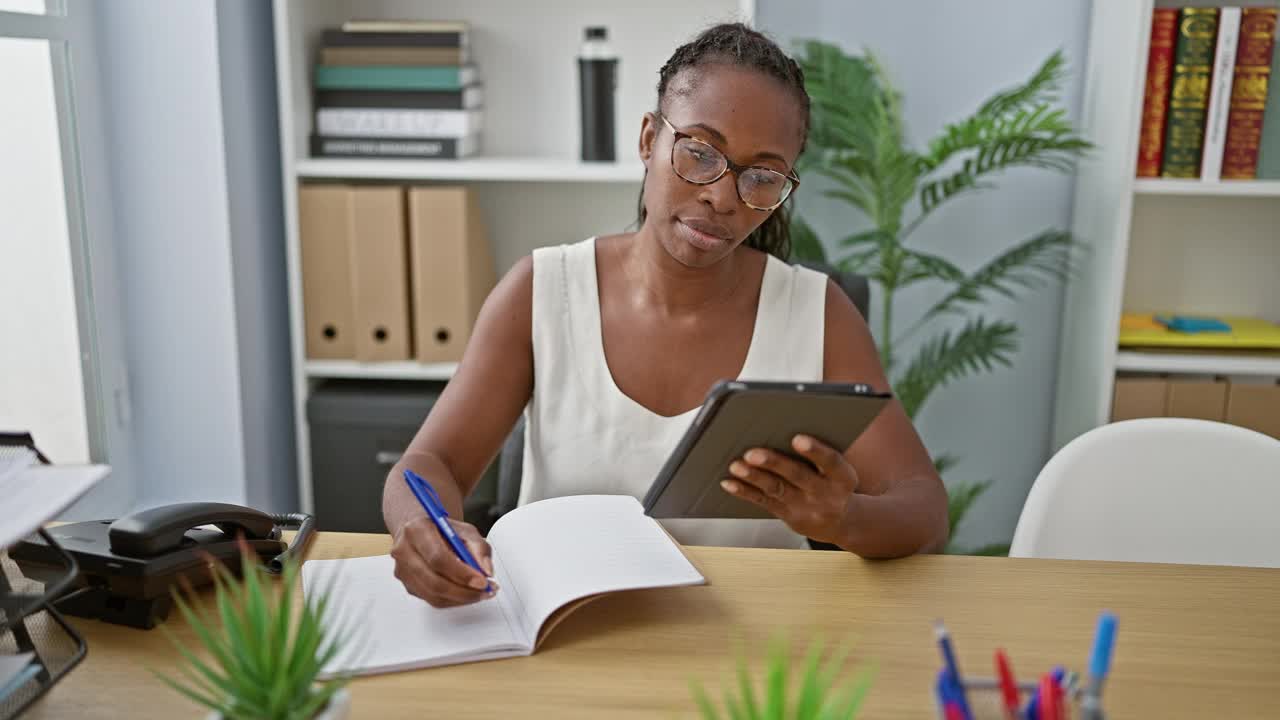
left=383, top=23, right=949, bottom=607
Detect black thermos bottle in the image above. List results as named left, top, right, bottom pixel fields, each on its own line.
left=578, top=26, right=617, bottom=162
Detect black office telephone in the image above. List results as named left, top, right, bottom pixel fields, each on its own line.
left=10, top=502, right=315, bottom=630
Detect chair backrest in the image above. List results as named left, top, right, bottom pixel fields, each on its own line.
left=1010, top=418, right=1280, bottom=568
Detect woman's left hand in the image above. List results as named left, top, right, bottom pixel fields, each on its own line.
left=721, top=434, right=859, bottom=546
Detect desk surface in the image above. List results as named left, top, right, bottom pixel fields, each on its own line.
left=27, top=532, right=1280, bottom=719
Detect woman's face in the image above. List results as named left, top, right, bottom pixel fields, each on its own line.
left=638, top=62, right=805, bottom=268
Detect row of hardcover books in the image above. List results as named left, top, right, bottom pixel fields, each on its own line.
left=311, top=19, right=481, bottom=159
left=1137, top=7, right=1280, bottom=179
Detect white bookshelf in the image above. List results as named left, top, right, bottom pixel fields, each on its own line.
left=1051, top=0, right=1280, bottom=450
left=272, top=0, right=755, bottom=511
left=1116, top=350, right=1280, bottom=376
left=305, top=359, right=459, bottom=381
left=295, top=156, right=646, bottom=182
left=1133, top=178, right=1280, bottom=196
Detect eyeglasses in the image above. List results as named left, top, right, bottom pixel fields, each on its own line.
left=657, top=114, right=800, bottom=211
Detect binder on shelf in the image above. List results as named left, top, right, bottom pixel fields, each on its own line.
left=298, top=185, right=357, bottom=360
left=299, top=185, right=414, bottom=362
left=1166, top=379, right=1228, bottom=422
left=348, top=186, right=413, bottom=362
left=1111, top=377, right=1168, bottom=422
left=1225, top=381, right=1280, bottom=439
left=407, top=186, right=496, bottom=363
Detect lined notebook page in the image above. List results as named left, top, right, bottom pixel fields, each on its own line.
left=486, top=495, right=705, bottom=642
left=302, top=553, right=527, bottom=676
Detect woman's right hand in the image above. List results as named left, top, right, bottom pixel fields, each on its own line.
left=389, top=515, right=497, bottom=607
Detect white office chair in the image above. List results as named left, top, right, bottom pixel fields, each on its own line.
left=1010, top=418, right=1280, bottom=568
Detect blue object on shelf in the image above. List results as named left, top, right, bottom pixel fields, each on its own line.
left=1154, top=315, right=1232, bottom=333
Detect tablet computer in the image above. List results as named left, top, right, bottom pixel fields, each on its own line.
left=642, top=380, right=891, bottom=519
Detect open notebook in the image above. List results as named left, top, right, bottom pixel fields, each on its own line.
left=301, top=495, right=706, bottom=676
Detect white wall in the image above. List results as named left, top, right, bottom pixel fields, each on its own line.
left=758, top=0, right=1092, bottom=550
left=93, top=0, right=295, bottom=512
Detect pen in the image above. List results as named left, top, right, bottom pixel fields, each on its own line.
left=934, top=621, right=973, bottom=720
left=936, top=669, right=965, bottom=720
left=403, top=469, right=494, bottom=593
left=1023, top=667, right=1064, bottom=720
left=995, top=648, right=1020, bottom=720
left=1039, top=673, right=1061, bottom=720
left=1081, top=612, right=1117, bottom=720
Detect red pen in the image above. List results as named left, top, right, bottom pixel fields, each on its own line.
left=1039, top=673, right=1061, bottom=720
left=995, top=649, right=1020, bottom=719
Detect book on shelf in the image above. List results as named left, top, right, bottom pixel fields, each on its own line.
left=319, top=45, right=469, bottom=66
left=341, top=19, right=468, bottom=34
left=315, top=86, right=483, bottom=110
left=1162, top=8, right=1220, bottom=178
left=1138, top=7, right=1280, bottom=180
left=1200, top=7, right=1240, bottom=181
left=1136, top=8, right=1178, bottom=178
left=315, top=64, right=479, bottom=91
left=1228, top=8, right=1279, bottom=179
left=316, top=108, right=482, bottom=138
left=322, top=28, right=467, bottom=49
left=309, top=133, right=479, bottom=159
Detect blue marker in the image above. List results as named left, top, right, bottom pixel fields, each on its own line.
left=934, top=621, right=973, bottom=720
left=1081, top=612, right=1118, bottom=720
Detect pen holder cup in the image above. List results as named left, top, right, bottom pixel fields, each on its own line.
left=938, top=676, right=1091, bottom=720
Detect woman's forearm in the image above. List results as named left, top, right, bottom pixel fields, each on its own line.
left=382, top=450, right=468, bottom=535
left=835, top=475, right=950, bottom=558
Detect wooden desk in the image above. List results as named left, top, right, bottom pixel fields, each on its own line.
left=27, top=532, right=1280, bottom=719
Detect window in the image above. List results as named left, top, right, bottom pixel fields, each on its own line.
left=0, top=3, right=116, bottom=475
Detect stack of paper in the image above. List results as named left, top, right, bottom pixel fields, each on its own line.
left=0, top=449, right=109, bottom=549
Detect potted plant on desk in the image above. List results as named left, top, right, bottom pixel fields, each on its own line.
left=692, top=637, right=874, bottom=719
left=154, top=546, right=354, bottom=720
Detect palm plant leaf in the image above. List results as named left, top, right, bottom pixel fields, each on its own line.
left=932, top=453, right=959, bottom=476
left=894, top=318, right=1018, bottom=418
left=977, top=50, right=1067, bottom=119
left=898, top=249, right=966, bottom=287
left=946, top=479, right=994, bottom=536
left=922, top=230, right=1073, bottom=321
left=922, top=50, right=1069, bottom=171
left=796, top=40, right=882, bottom=158
left=790, top=213, right=828, bottom=263
left=919, top=105, right=1090, bottom=214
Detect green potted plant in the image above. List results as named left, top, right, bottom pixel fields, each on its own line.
left=788, top=41, right=1091, bottom=555
left=154, top=547, right=353, bottom=720
left=691, top=637, right=874, bottom=719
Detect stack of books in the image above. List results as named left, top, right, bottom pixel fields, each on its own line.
left=311, top=19, right=481, bottom=160
left=1135, top=7, right=1280, bottom=180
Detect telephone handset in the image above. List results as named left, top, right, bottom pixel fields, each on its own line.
left=107, top=502, right=281, bottom=557
left=10, top=502, right=316, bottom=629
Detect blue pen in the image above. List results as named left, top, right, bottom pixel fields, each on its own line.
left=934, top=621, right=973, bottom=720
left=403, top=469, right=493, bottom=593
left=1081, top=612, right=1117, bottom=720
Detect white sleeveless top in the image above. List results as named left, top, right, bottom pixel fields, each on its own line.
left=518, top=237, right=829, bottom=548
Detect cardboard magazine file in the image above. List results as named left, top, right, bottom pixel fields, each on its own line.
left=1225, top=381, right=1280, bottom=440
left=298, top=184, right=357, bottom=360
left=298, top=184, right=413, bottom=361
left=349, top=186, right=412, bottom=361
left=407, top=186, right=496, bottom=362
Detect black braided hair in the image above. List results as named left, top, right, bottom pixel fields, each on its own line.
left=637, top=22, right=810, bottom=260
